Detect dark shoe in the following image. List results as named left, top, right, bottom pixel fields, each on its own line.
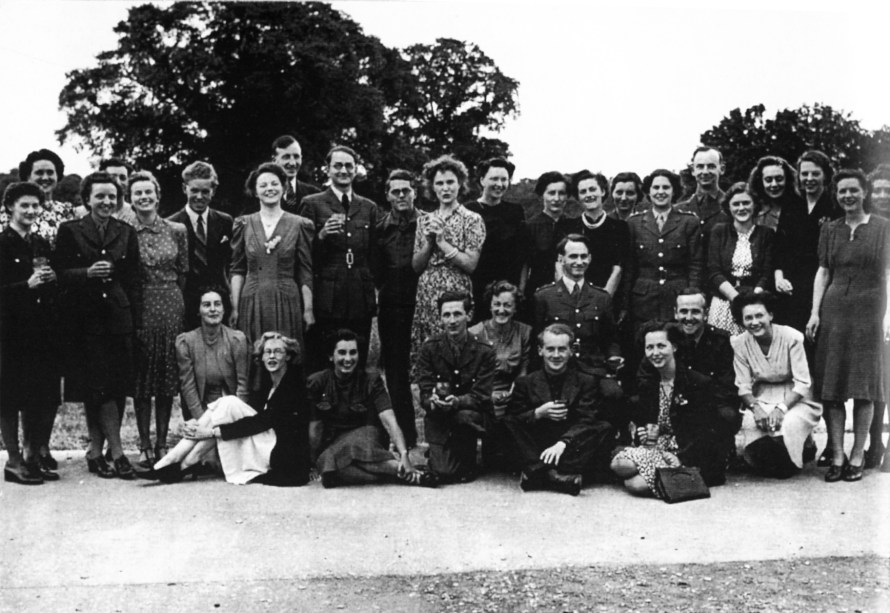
left=519, top=469, right=546, bottom=492
left=824, top=463, right=845, bottom=483
left=113, top=455, right=136, bottom=480
left=802, top=437, right=818, bottom=465
left=40, top=452, right=59, bottom=470
left=547, top=470, right=582, bottom=496
left=137, top=448, right=156, bottom=470
left=104, top=447, right=113, bottom=462
left=842, top=462, right=864, bottom=482
left=156, top=463, right=185, bottom=484
left=321, top=472, right=340, bottom=489
left=87, top=455, right=116, bottom=478
left=35, top=457, right=60, bottom=481
left=882, top=451, right=890, bottom=473
left=816, top=446, right=833, bottom=468
left=4, top=462, right=43, bottom=485
left=864, top=444, right=885, bottom=470
left=397, top=467, right=439, bottom=488
left=154, top=445, right=169, bottom=462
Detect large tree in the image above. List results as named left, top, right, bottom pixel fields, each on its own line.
left=699, top=103, right=890, bottom=185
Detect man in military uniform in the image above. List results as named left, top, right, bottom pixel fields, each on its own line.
left=533, top=234, right=620, bottom=377
left=676, top=146, right=728, bottom=255
left=415, top=291, right=497, bottom=482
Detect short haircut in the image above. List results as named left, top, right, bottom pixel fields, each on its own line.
left=325, top=145, right=358, bottom=165
left=182, top=160, right=218, bottom=186
left=747, top=155, right=797, bottom=204
left=636, top=319, right=683, bottom=348
left=98, top=157, right=132, bottom=173
left=79, top=171, right=123, bottom=207
left=676, top=286, right=707, bottom=306
left=534, top=171, right=569, bottom=197
left=610, top=171, right=643, bottom=196
left=127, top=170, right=162, bottom=201
left=476, top=157, right=515, bottom=181
left=796, top=150, right=834, bottom=189
left=385, top=169, right=416, bottom=192
left=483, top=280, right=523, bottom=313
left=329, top=328, right=365, bottom=360
left=193, top=285, right=227, bottom=316
left=19, top=149, right=64, bottom=181
left=437, top=290, right=472, bottom=314
left=422, top=155, right=469, bottom=200
left=731, top=289, right=777, bottom=325
left=832, top=168, right=869, bottom=212
left=556, top=233, right=590, bottom=256
left=720, top=181, right=762, bottom=217
left=245, top=162, right=288, bottom=197
left=271, top=135, right=298, bottom=153
left=253, top=331, right=302, bottom=365
left=690, top=145, right=723, bottom=165
left=3, top=181, right=45, bottom=211
left=537, top=322, right=575, bottom=347
left=571, top=169, right=609, bottom=199
left=643, top=169, right=682, bottom=204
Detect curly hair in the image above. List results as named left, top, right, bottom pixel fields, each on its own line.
left=483, top=280, right=523, bottom=314
left=643, top=169, right=682, bottom=204
left=534, top=171, right=569, bottom=197
left=127, top=170, right=162, bottom=202
left=3, top=181, right=45, bottom=211
left=19, top=149, right=64, bottom=181
left=731, top=289, right=777, bottom=325
left=245, top=162, right=288, bottom=198
left=747, top=155, right=797, bottom=204
left=253, top=331, right=302, bottom=365
left=422, top=155, right=469, bottom=201
left=720, top=181, right=762, bottom=218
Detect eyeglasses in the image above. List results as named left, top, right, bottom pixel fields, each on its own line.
left=263, top=348, right=286, bottom=356
left=331, top=163, right=355, bottom=171
left=389, top=188, right=413, bottom=197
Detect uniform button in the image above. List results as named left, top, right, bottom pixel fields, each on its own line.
left=658, top=266, right=665, bottom=271
left=102, top=292, right=108, bottom=298
left=658, top=238, right=664, bottom=244
left=101, top=249, right=106, bottom=254
left=658, top=252, right=664, bottom=257
left=576, top=323, right=581, bottom=328
left=575, top=308, right=580, bottom=313
left=659, top=280, right=665, bottom=285
left=347, top=232, right=352, bottom=237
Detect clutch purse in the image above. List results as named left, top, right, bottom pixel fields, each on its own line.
left=654, top=466, right=710, bottom=503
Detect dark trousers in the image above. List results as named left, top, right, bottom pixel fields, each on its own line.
left=378, top=304, right=417, bottom=446
left=503, top=416, right=615, bottom=477
left=425, top=409, right=486, bottom=480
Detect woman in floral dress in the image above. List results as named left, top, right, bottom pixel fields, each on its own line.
left=130, top=171, right=189, bottom=467
left=410, top=155, right=485, bottom=367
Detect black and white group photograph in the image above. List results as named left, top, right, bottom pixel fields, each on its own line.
left=0, top=0, right=888, bottom=611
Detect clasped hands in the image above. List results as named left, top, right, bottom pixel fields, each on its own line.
left=181, top=419, right=214, bottom=440
left=751, top=402, right=784, bottom=433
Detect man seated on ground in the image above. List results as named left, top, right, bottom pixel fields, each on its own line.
left=415, top=291, right=497, bottom=483
left=504, top=323, right=615, bottom=496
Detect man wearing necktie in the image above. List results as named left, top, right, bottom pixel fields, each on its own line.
left=270, top=135, right=320, bottom=215
left=299, top=145, right=379, bottom=370
left=167, top=161, right=234, bottom=333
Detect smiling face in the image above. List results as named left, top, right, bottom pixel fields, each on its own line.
left=577, top=178, right=605, bottom=217
left=256, top=172, right=283, bottom=207
left=611, top=181, right=639, bottom=212
left=440, top=299, right=469, bottom=340
left=490, top=291, right=517, bottom=326
left=88, top=182, right=118, bottom=222
left=262, top=338, right=289, bottom=374
left=29, top=159, right=58, bottom=196
left=328, top=151, right=357, bottom=191
left=729, top=191, right=755, bottom=224
left=798, top=161, right=825, bottom=197
left=105, top=165, right=129, bottom=191
left=741, top=303, right=773, bottom=340
left=871, top=179, right=890, bottom=218
left=836, top=177, right=866, bottom=215
left=184, top=178, right=215, bottom=213
left=332, top=339, right=359, bottom=377
left=130, top=180, right=158, bottom=215
left=386, top=179, right=415, bottom=213
left=561, top=239, right=590, bottom=282
left=644, top=330, right=676, bottom=372
left=761, top=165, right=786, bottom=200
left=542, top=181, right=568, bottom=217
left=674, top=293, right=706, bottom=339
left=691, top=149, right=722, bottom=190
left=8, top=194, right=41, bottom=230
left=273, top=142, right=302, bottom=179
left=433, top=170, right=460, bottom=206
left=649, top=175, right=674, bottom=210
left=539, top=330, right=572, bottom=375
left=198, top=291, right=224, bottom=327
left=480, top=166, right=510, bottom=203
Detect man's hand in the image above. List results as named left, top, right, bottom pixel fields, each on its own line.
left=540, top=441, right=567, bottom=465
left=534, top=400, right=568, bottom=421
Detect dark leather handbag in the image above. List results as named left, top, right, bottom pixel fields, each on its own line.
left=654, top=466, right=710, bottom=503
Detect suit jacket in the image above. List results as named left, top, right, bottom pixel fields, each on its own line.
left=507, top=367, right=609, bottom=446
left=175, top=325, right=250, bottom=418
left=53, top=215, right=142, bottom=334
left=298, top=188, right=379, bottom=320
left=707, top=222, right=775, bottom=294
left=166, top=207, right=233, bottom=294
left=0, top=227, right=56, bottom=340
left=534, top=280, right=620, bottom=372
left=624, top=208, right=703, bottom=322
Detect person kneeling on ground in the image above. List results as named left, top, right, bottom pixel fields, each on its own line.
left=504, top=323, right=615, bottom=496
left=140, top=332, right=311, bottom=486
left=415, top=291, right=497, bottom=483
left=308, top=329, right=436, bottom=488
left=611, top=321, right=736, bottom=497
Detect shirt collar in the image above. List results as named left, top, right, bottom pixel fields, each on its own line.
left=185, top=206, right=207, bottom=227
left=135, top=216, right=163, bottom=233
left=331, top=186, right=353, bottom=203
left=562, top=277, right=584, bottom=294
left=381, top=208, right=418, bottom=229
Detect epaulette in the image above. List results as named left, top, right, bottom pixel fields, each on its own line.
left=534, top=282, right=559, bottom=294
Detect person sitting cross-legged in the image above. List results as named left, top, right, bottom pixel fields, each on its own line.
left=503, top=323, right=615, bottom=495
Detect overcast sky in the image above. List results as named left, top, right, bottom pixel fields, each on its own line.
left=1, top=0, right=887, bottom=181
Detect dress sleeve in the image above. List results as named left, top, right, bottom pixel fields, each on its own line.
left=731, top=336, right=755, bottom=397
left=174, top=222, right=189, bottom=278
left=755, top=227, right=775, bottom=290
left=233, top=331, right=251, bottom=403
left=817, top=221, right=832, bottom=269
left=295, top=217, right=314, bottom=288
left=368, top=374, right=393, bottom=415
left=464, top=209, right=486, bottom=253
left=230, top=216, right=247, bottom=277
left=786, top=329, right=812, bottom=399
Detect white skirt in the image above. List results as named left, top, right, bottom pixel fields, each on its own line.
left=204, top=396, right=277, bottom=484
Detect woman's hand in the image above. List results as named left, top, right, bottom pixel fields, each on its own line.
left=309, top=467, right=320, bottom=482
left=805, top=314, right=819, bottom=342
left=883, top=313, right=890, bottom=343
left=397, top=453, right=421, bottom=482
left=767, top=407, right=785, bottom=432
left=775, top=276, right=793, bottom=295
left=426, top=214, right=445, bottom=237
left=751, top=403, right=770, bottom=431
left=228, top=308, right=239, bottom=328
left=184, top=423, right=214, bottom=440
left=27, top=270, right=47, bottom=289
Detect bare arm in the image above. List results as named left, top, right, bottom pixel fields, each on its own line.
left=805, top=266, right=830, bottom=342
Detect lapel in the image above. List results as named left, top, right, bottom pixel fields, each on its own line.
left=325, top=188, right=347, bottom=215
left=206, top=209, right=221, bottom=246
left=562, top=370, right=580, bottom=405
left=660, top=210, right=683, bottom=237
left=194, top=332, right=208, bottom=401
left=103, top=218, right=122, bottom=248
left=641, top=209, right=662, bottom=238
left=80, top=215, right=103, bottom=249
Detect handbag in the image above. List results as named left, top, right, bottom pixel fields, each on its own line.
left=654, top=466, right=710, bottom=503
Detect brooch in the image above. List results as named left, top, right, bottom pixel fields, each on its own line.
left=265, top=236, right=282, bottom=254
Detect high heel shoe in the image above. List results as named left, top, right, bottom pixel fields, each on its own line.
left=842, top=462, right=864, bottom=482
left=4, top=461, right=43, bottom=485
left=40, top=452, right=59, bottom=470
left=86, top=455, right=116, bottom=479
left=864, top=443, right=885, bottom=470
left=35, top=457, right=60, bottom=481
left=824, top=463, right=845, bottom=483
left=113, top=456, right=136, bottom=480
left=137, top=448, right=156, bottom=469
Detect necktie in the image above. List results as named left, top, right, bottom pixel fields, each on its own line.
left=341, top=193, right=350, bottom=211
left=195, top=215, right=207, bottom=266
left=656, top=214, right=665, bottom=232
left=285, top=181, right=295, bottom=206
left=571, top=282, right=580, bottom=298
left=97, top=223, right=106, bottom=243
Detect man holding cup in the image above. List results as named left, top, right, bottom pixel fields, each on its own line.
left=503, top=323, right=615, bottom=495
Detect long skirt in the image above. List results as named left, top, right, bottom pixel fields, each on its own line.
left=203, top=396, right=277, bottom=484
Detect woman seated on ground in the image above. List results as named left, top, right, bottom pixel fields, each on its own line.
left=141, top=331, right=311, bottom=486
left=308, top=329, right=436, bottom=488
left=730, top=291, right=820, bottom=478
left=611, top=321, right=736, bottom=497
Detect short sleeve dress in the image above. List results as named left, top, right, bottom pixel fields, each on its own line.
left=813, top=216, right=890, bottom=402
left=409, top=205, right=485, bottom=366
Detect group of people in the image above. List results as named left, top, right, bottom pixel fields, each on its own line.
left=1, top=139, right=887, bottom=499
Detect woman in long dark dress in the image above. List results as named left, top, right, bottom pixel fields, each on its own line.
left=0, top=182, right=60, bottom=484
left=806, top=169, right=890, bottom=482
